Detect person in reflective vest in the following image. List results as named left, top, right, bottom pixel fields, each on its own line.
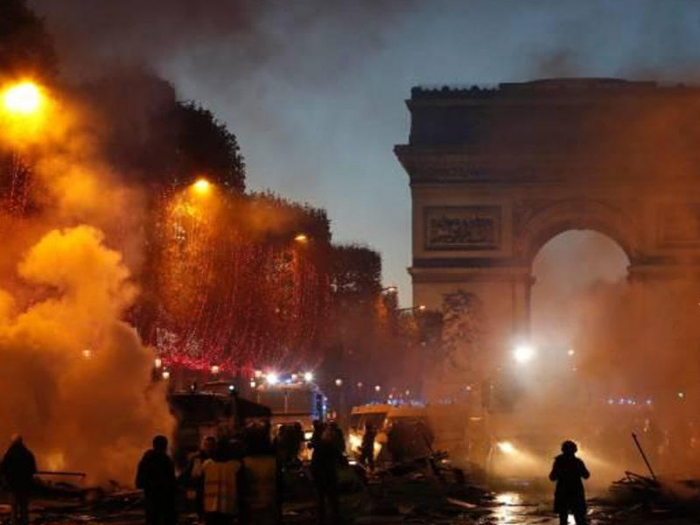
left=243, top=423, right=281, bottom=525
left=202, top=438, right=244, bottom=525
left=181, top=436, right=217, bottom=519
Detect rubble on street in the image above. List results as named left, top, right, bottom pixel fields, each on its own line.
left=3, top=451, right=700, bottom=525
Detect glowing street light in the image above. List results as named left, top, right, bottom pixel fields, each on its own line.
left=162, top=370, right=171, bottom=380
left=497, top=441, right=516, bottom=455
left=294, top=233, right=309, bottom=243
left=397, top=304, right=426, bottom=313
left=303, top=371, right=314, bottom=382
left=154, top=358, right=163, bottom=369
left=211, top=365, right=220, bottom=375
left=335, top=378, right=343, bottom=387
left=374, top=385, right=381, bottom=392
left=513, top=344, right=536, bottom=364
left=2, top=81, right=42, bottom=115
left=192, top=177, right=212, bottom=195
left=266, top=372, right=279, bottom=385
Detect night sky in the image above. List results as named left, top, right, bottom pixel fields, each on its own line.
left=31, top=0, right=700, bottom=304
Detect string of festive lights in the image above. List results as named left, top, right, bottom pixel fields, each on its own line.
left=138, top=182, right=331, bottom=376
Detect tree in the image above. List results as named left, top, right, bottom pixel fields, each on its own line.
left=422, top=290, right=486, bottom=403
left=0, top=0, right=58, bottom=213
left=167, top=102, right=245, bottom=192
left=76, top=70, right=246, bottom=192
left=322, top=245, right=383, bottom=391
left=440, top=290, right=485, bottom=372
left=330, top=244, right=381, bottom=297
left=0, top=0, right=58, bottom=80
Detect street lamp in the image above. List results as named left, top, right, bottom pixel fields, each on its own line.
left=294, top=233, right=309, bottom=243
left=1, top=80, right=49, bottom=146
left=335, top=378, right=343, bottom=387
left=513, top=344, right=536, bottom=364
left=397, top=304, right=426, bottom=313
left=2, top=81, right=42, bottom=115
left=191, top=177, right=212, bottom=196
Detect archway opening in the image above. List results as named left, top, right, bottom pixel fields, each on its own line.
left=531, top=229, right=629, bottom=350
left=509, top=230, right=634, bottom=483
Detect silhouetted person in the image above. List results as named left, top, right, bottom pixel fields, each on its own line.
left=1, top=435, right=36, bottom=525
left=243, top=422, right=280, bottom=525
left=327, top=421, right=345, bottom=456
left=311, top=424, right=343, bottom=525
left=181, top=435, right=217, bottom=519
left=549, top=440, right=590, bottom=525
left=359, top=423, right=377, bottom=471
left=136, top=435, right=177, bottom=525
left=276, top=423, right=304, bottom=467
left=202, top=438, right=244, bottom=525
left=308, top=420, right=324, bottom=452
left=387, top=421, right=407, bottom=463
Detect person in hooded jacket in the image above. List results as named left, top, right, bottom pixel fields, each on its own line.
left=549, top=440, right=590, bottom=525
left=1, top=435, right=37, bottom=525
left=136, top=435, right=177, bottom=525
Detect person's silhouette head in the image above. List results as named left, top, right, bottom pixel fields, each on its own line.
left=561, top=440, right=578, bottom=456
left=153, top=435, right=168, bottom=453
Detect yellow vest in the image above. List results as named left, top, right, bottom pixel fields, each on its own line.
left=203, top=459, right=242, bottom=514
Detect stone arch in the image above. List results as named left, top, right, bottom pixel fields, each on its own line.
left=514, top=199, right=642, bottom=266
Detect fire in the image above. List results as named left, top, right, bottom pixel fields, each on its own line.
left=2, top=81, right=42, bottom=115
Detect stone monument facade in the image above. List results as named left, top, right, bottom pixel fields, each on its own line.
left=395, top=78, right=700, bottom=389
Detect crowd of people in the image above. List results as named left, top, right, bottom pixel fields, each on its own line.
left=0, top=427, right=592, bottom=525
left=136, top=419, right=348, bottom=525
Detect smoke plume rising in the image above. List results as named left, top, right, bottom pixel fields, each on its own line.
left=0, top=80, right=173, bottom=484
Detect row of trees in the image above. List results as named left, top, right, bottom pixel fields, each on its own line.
left=0, top=0, right=440, bottom=397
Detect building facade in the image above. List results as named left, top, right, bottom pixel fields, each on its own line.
left=395, top=78, right=700, bottom=389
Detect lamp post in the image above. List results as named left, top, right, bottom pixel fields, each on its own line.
left=1, top=80, right=48, bottom=213
left=397, top=304, right=426, bottom=313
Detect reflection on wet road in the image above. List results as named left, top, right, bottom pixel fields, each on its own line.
left=488, top=491, right=559, bottom=525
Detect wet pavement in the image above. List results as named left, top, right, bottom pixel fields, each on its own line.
left=2, top=481, right=699, bottom=524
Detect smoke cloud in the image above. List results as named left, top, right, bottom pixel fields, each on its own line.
left=0, top=226, right=172, bottom=483
left=0, top=79, right=173, bottom=484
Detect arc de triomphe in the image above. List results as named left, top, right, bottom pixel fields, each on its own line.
left=395, top=78, right=700, bottom=368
